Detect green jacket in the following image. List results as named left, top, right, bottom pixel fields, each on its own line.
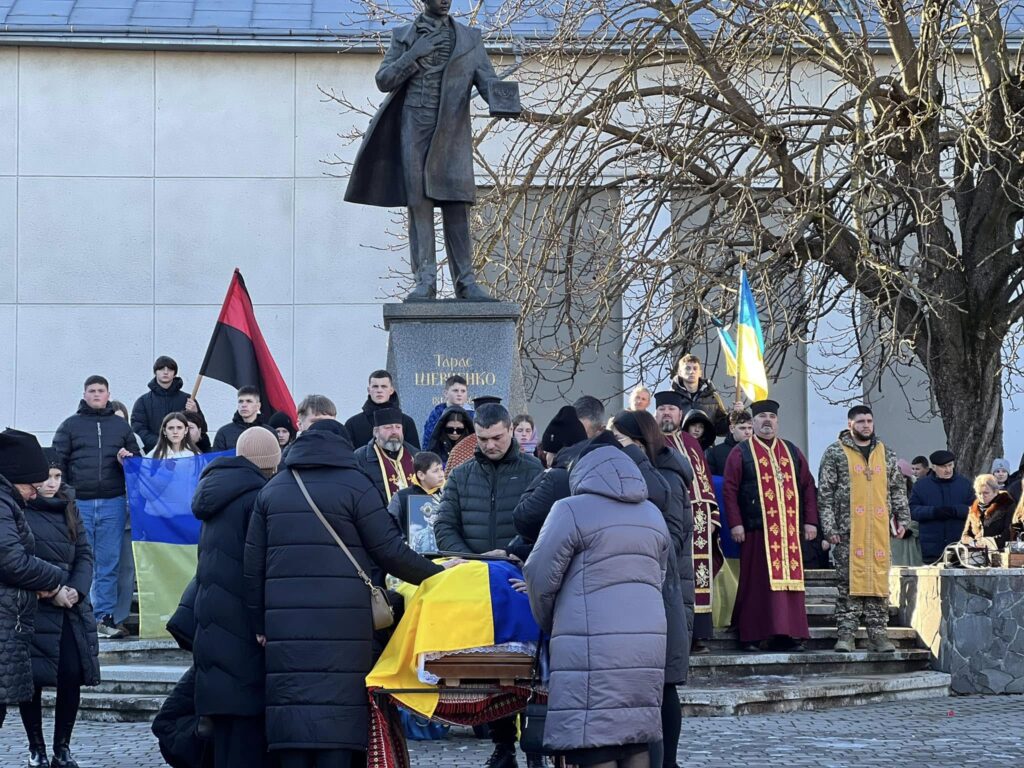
left=817, top=431, right=910, bottom=538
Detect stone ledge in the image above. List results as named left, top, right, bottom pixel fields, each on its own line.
left=383, top=301, right=521, bottom=329
left=678, top=671, right=950, bottom=716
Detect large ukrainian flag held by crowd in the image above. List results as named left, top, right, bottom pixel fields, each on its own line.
left=124, top=452, right=228, bottom=638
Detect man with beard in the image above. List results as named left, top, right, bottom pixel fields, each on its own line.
left=655, top=392, right=718, bottom=653
left=817, top=405, right=910, bottom=652
left=723, top=400, right=818, bottom=651
left=354, top=409, right=419, bottom=506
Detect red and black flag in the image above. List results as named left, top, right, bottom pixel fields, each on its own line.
left=199, top=269, right=297, bottom=428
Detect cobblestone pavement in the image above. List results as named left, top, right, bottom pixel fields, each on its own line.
left=1, top=696, right=1022, bottom=767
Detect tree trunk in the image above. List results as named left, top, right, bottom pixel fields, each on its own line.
left=925, top=322, right=1005, bottom=477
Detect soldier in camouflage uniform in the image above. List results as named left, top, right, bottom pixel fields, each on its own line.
left=818, top=405, right=910, bottom=653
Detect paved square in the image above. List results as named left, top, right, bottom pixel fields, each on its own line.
left=1, top=696, right=1021, bottom=767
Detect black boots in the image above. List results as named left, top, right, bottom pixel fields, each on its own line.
left=26, top=719, right=47, bottom=767
left=484, top=744, right=518, bottom=768
left=49, top=743, right=79, bottom=768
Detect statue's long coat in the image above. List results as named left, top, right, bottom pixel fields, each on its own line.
left=344, top=20, right=498, bottom=207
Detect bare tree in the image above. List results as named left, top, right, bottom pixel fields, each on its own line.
left=467, top=0, right=1024, bottom=472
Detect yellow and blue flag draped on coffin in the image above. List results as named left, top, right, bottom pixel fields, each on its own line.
left=734, top=269, right=769, bottom=402
left=367, top=559, right=539, bottom=718
left=124, top=452, right=230, bottom=639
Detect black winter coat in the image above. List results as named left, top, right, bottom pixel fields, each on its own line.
left=434, top=441, right=543, bottom=554
left=705, top=435, right=739, bottom=477
left=23, top=490, right=100, bottom=688
left=510, top=441, right=587, bottom=560
left=192, top=456, right=268, bottom=717
left=910, top=473, right=974, bottom=560
left=343, top=394, right=421, bottom=451
left=0, top=476, right=63, bottom=704
left=654, top=447, right=695, bottom=685
left=53, top=401, right=141, bottom=500
left=243, top=429, right=443, bottom=751
left=671, top=376, right=729, bottom=437
left=131, top=377, right=207, bottom=453
left=152, top=666, right=213, bottom=768
left=354, top=440, right=421, bottom=505
left=167, top=578, right=198, bottom=652
left=212, top=412, right=268, bottom=452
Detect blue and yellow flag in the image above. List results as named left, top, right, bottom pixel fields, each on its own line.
left=367, top=559, right=539, bottom=717
left=713, top=320, right=739, bottom=378
left=124, top=452, right=229, bottom=639
left=735, top=270, right=769, bottom=401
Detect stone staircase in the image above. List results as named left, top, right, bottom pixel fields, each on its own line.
left=60, top=570, right=949, bottom=722
left=677, top=569, right=950, bottom=715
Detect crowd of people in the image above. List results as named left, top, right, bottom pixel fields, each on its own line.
left=1, top=352, right=1023, bottom=768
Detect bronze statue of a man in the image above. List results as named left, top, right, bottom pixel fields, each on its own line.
left=345, top=0, right=511, bottom=301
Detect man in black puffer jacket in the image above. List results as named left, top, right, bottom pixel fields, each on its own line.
left=52, top=375, right=140, bottom=637
left=432, top=404, right=543, bottom=768
left=131, top=356, right=206, bottom=453
left=243, top=420, right=448, bottom=766
left=434, top=404, right=543, bottom=556
left=0, top=429, right=64, bottom=728
left=193, top=427, right=280, bottom=768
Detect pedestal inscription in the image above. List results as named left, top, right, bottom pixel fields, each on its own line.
left=384, top=301, right=525, bottom=430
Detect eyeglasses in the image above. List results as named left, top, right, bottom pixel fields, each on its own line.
left=445, top=426, right=466, bottom=435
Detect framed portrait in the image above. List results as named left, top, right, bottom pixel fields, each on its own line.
left=406, top=495, right=438, bottom=554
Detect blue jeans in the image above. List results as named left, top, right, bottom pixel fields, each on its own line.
left=79, top=496, right=127, bottom=620
left=115, top=525, right=136, bottom=625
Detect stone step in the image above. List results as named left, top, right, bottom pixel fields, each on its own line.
left=41, top=690, right=164, bottom=723
left=688, top=648, right=931, bottom=680
left=804, top=569, right=838, bottom=583
left=805, top=585, right=838, bottom=599
left=806, top=603, right=899, bottom=626
left=98, top=638, right=191, bottom=666
left=677, top=670, right=950, bottom=716
left=702, top=626, right=918, bottom=651
left=94, top=664, right=187, bottom=696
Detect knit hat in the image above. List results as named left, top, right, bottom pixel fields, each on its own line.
left=540, top=405, right=588, bottom=453
left=268, top=412, right=296, bottom=442
left=43, top=448, right=61, bottom=469
left=373, top=408, right=404, bottom=427
left=992, top=458, right=1011, bottom=474
left=235, top=427, right=282, bottom=472
left=0, top=428, right=50, bottom=484
left=611, top=410, right=644, bottom=442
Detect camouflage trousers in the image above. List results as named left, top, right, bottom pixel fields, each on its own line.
left=832, top=541, right=889, bottom=638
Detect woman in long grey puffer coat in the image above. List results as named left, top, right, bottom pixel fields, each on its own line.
left=525, top=445, right=670, bottom=768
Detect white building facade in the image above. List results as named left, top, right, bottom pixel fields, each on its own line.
left=0, top=2, right=1018, bottom=469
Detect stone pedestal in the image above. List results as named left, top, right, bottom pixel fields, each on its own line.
left=891, top=566, right=1024, bottom=693
left=383, top=301, right=525, bottom=431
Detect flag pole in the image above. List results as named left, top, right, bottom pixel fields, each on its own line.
left=735, top=254, right=746, bottom=405
left=190, top=375, right=204, bottom=402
